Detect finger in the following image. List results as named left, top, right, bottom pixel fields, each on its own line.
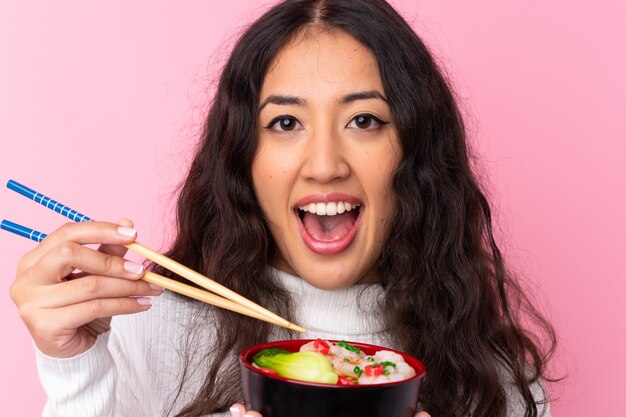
left=230, top=404, right=246, bottom=417
left=230, top=404, right=262, bottom=417
left=39, top=275, right=163, bottom=308
left=415, top=412, right=431, bottom=417
left=20, top=220, right=138, bottom=272
left=51, top=296, right=154, bottom=330
left=97, top=218, right=135, bottom=258
left=26, top=241, right=144, bottom=285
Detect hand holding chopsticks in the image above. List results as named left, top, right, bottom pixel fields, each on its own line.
left=2, top=180, right=306, bottom=334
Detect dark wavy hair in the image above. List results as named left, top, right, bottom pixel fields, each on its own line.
left=153, top=1, right=557, bottom=416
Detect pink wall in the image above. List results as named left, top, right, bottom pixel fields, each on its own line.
left=1, top=1, right=623, bottom=415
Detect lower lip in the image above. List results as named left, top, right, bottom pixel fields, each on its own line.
left=295, top=209, right=362, bottom=255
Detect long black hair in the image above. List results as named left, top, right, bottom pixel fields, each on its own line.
left=153, top=1, right=557, bottom=416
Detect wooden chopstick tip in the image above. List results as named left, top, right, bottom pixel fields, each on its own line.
left=288, top=323, right=307, bottom=333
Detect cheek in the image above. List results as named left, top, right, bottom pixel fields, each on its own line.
left=252, top=145, right=276, bottom=194
left=251, top=154, right=292, bottom=229
left=378, top=195, right=397, bottom=232
left=369, top=163, right=399, bottom=231
left=252, top=143, right=292, bottom=184
left=251, top=157, right=274, bottom=218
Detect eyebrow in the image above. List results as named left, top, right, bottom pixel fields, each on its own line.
left=258, top=95, right=305, bottom=111
left=258, top=90, right=388, bottom=111
left=340, top=90, right=388, bottom=105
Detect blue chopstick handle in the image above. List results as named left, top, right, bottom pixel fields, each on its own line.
left=0, top=220, right=47, bottom=242
left=7, top=179, right=92, bottom=223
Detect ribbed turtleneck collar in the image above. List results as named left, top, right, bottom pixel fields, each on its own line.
left=272, top=268, right=391, bottom=346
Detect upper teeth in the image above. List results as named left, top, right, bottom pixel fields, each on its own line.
left=298, top=202, right=360, bottom=216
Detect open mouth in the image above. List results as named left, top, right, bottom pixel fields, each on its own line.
left=295, top=201, right=362, bottom=255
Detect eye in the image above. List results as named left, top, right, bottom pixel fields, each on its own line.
left=346, top=114, right=389, bottom=130
left=265, top=115, right=302, bottom=132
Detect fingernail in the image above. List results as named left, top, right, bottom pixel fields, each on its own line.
left=123, top=261, right=144, bottom=275
left=117, top=226, right=136, bottom=237
left=244, top=414, right=255, bottom=417
left=229, top=407, right=242, bottom=417
left=149, top=283, right=163, bottom=292
left=136, top=297, right=152, bottom=306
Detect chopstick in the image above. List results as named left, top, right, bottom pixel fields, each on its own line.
left=3, top=180, right=306, bottom=333
left=0, top=220, right=293, bottom=327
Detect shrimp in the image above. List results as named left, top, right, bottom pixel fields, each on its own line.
left=297, top=341, right=416, bottom=385
left=357, top=350, right=416, bottom=385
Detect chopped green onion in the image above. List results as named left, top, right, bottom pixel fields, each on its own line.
left=367, top=357, right=375, bottom=362
left=343, top=357, right=351, bottom=362
left=337, top=340, right=360, bottom=354
left=380, top=361, right=397, bottom=368
left=383, top=370, right=390, bottom=376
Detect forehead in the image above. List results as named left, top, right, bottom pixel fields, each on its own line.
left=260, top=27, right=384, bottom=99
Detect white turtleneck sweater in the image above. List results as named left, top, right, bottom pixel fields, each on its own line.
left=35, top=269, right=549, bottom=417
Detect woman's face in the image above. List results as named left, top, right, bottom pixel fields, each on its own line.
left=252, top=27, right=401, bottom=290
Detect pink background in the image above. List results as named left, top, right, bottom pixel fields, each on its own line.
left=1, top=1, right=624, bottom=415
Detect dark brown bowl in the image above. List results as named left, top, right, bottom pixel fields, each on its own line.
left=240, top=339, right=426, bottom=417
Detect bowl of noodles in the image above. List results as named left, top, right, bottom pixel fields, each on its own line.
left=239, top=339, right=426, bottom=417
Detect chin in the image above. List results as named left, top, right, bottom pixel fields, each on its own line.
left=287, top=259, right=375, bottom=290
left=302, top=274, right=357, bottom=290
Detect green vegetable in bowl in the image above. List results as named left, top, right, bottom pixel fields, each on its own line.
left=253, top=348, right=291, bottom=359
left=252, top=348, right=339, bottom=384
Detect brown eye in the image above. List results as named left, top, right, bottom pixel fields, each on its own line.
left=279, top=117, right=296, bottom=131
left=266, top=116, right=302, bottom=132
left=355, top=115, right=372, bottom=129
left=347, top=113, right=389, bottom=130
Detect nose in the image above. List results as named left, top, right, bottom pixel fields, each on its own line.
left=300, top=127, right=350, bottom=183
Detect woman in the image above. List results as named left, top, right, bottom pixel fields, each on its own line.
left=9, top=1, right=555, bottom=416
